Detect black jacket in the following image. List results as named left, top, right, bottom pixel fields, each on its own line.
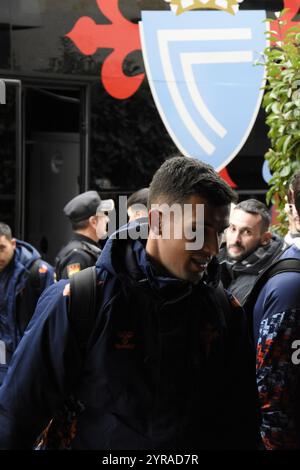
left=55, top=233, right=101, bottom=280
left=218, top=234, right=283, bottom=305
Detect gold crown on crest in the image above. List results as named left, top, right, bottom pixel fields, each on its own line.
left=164, top=0, right=244, bottom=15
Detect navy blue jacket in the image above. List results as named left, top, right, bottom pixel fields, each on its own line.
left=253, top=245, right=300, bottom=449
left=0, top=240, right=54, bottom=384
left=0, top=227, right=259, bottom=449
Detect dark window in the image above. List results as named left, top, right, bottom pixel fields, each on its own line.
left=0, top=86, right=17, bottom=232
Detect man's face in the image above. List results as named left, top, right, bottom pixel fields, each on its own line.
left=147, top=195, right=229, bottom=284
left=95, top=212, right=110, bottom=240
left=127, top=205, right=148, bottom=222
left=0, top=235, right=16, bottom=272
left=226, top=209, right=265, bottom=261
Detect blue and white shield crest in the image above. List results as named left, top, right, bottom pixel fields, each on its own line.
left=139, top=11, right=266, bottom=170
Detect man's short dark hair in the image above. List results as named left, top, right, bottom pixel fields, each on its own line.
left=0, top=222, right=12, bottom=240
left=127, top=188, right=149, bottom=210
left=72, top=219, right=89, bottom=231
left=234, top=199, right=271, bottom=233
left=291, top=171, right=300, bottom=216
left=149, top=156, right=237, bottom=207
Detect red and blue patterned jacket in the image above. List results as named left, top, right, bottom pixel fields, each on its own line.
left=253, top=244, right=300, bottom=449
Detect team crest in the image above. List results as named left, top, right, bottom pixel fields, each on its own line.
left=165, top=0, right=244, bottom=15
left=140, top=10, right=266, bottom=170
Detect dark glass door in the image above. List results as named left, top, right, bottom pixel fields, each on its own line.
left=24, top=85, right=86, bottom=264
left=0, top=79, right=22, bottom=236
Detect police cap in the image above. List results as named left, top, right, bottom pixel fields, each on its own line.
left=64, top=191, right=113, bottom=223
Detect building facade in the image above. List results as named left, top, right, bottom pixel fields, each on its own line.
left=0, top=0, right=293, bottom=262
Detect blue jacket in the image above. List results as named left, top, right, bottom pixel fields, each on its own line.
left=0, top=240, right=54, bottom=384
left=253, top=244, right=300, bottom=449
left=0, top=227, right=259, bottom=449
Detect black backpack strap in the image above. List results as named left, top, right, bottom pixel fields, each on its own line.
left=69, top=266, right=101, bottom=351
left=28, top=259, right=42, bottom=290
left=17, top=260, right=44, bottom=335
left=34, top=267, right=102, bottom=449
left=245, top=257, right=300, bottom=326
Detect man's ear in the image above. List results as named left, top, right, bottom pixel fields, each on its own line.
left=11, top=238, right=17, bottom=250
left=260, top=231, right=272, bottom=246
left=89, top=215, right=97, bottom=229
left=135, top=210, right=148, bottom=219
left=148, top=209, right=162, bottom=237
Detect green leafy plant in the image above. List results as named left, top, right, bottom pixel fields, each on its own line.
left=262, top=10, right=300, bottom=235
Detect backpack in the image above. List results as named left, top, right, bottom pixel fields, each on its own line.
left=68, top=266, right=101, bottom=351
left=17, top=259, right=44, bottom=335
left=35, top=266, right=102, bottom=449
left=68, top=267, right=237, bottom=349
left=243, top=257, right=300, bottom=332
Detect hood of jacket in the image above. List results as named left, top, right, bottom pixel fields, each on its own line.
left=14, top=239, right=41, bottom=271
left=96, top=220, right=221, bottom=302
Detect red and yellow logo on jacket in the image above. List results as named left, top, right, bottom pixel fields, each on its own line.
left=67, top=263, right=81, bottom=278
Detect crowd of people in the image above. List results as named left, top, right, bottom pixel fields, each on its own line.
left=0, top=155, right=300, bottom=450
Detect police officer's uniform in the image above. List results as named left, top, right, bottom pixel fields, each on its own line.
left=55, top=191, right=114, bottom=280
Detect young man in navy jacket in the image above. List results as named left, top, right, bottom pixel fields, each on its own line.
left=0, top=222, right=54, bottom=385
left=0, top=157, right=259, bottom=450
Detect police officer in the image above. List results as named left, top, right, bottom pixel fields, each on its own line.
left=55, top=191, right=114, bottom=280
